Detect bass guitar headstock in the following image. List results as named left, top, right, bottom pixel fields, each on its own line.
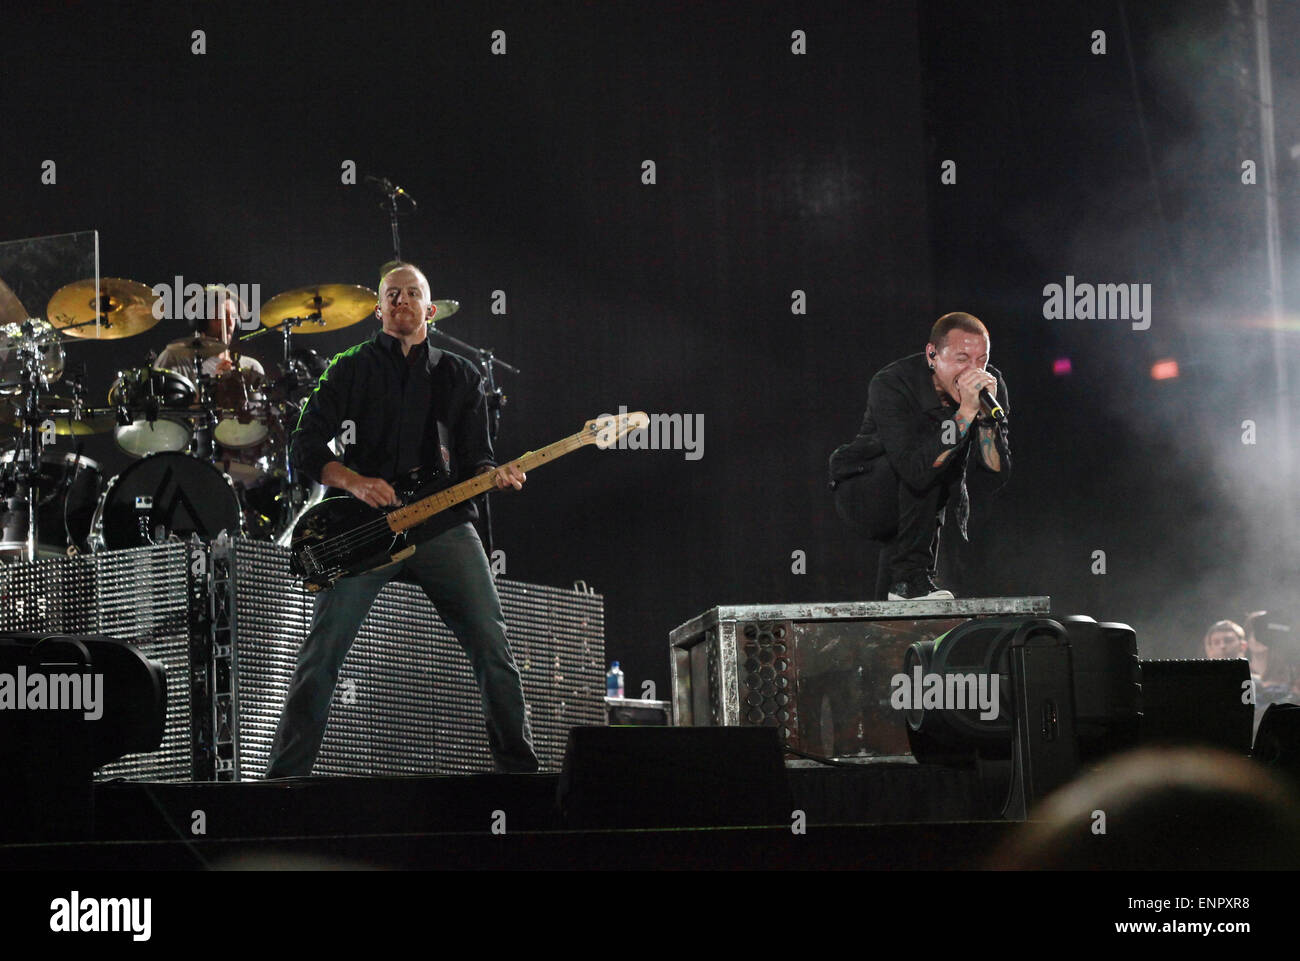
left=585, top=410, right=649, bottom=449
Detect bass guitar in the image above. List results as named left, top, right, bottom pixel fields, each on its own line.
left=289, top=410, right=648, bottom=592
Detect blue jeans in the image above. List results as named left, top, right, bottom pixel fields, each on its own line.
left=264, top=522, right=539, bottom=777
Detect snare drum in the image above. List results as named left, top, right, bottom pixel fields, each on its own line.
left=0, top=450, right=102, bottom=558
left=90, top=452, right=242, bottom=551
left=108, top=367, right=196, bottom=456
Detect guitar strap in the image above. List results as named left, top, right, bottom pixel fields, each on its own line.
left=435, top=419, right=453, bottom=478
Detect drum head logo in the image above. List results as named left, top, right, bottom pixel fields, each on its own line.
left=149, top=466, right=208, bottom=538
left=98, top=454, right=241, bottom=549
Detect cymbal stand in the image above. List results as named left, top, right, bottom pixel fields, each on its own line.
left=239, top=311, right=326, bottom=374
left=190, top=365, right=215, bottom=462
left=6, top=323, right=58, bottom=562
left=242, top=314, right=321, bottom=534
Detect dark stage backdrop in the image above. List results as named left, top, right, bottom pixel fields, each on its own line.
left=2, top=1, right=1296, bottom=695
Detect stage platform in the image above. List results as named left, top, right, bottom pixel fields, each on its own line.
left=0, top=760, right=1011, bottom=870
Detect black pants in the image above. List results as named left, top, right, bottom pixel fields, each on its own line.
left=833, top=458, right=948, bottom=599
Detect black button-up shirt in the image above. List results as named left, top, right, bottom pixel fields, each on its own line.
left=829, top=352, right=1011, bottom=539
left=290, top=329, right=497, bottom=542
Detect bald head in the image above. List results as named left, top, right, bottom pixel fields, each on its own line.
left=379, top=263, right=430, bottom=301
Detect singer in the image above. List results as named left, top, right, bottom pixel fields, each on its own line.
left=829, top=311, right=1010, bottom=600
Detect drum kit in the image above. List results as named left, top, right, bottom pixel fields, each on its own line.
left=0, top=276, right=434, bottom=561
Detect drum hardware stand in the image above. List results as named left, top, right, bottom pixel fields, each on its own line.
left=4, top=322, right=65, bottom=563
left=59, top=364, right=89, bottom=556
left=108, top=382, right=167, bottom=549
left=9, top=390, right=43, bottom=564
left=190, top=366, right=216, bottom=462
left=134, top=496, right=155, bottom=546
left=61, top=441, right=86, bottom=556
left=240, top=310, right=325, bottom=371
left=269, top=416, right=309, bottom=543
left=47, top=310, right=105, bottom=338
left=240, top=314, right=322, bottom=539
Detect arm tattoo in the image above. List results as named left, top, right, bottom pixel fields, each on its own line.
left=979, top=424, right=1001, bottom=471
left=931, top=413, right=971, bottom=468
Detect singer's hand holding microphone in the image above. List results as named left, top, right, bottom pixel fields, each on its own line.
left=955, top=369, right=1004, bottom=423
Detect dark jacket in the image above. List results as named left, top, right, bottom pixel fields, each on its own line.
left=829, top=352, right=1011, bottom=538
left=291, top=330, right=496, bottom=541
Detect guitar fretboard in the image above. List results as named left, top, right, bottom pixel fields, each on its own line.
left=385, top=430, right=590, bottom=533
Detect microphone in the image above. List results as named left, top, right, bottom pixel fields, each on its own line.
left=364, top=174, right=418, bottom=208
left=978, top=386, right=1005, bottom=422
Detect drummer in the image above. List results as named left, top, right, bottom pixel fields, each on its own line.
left=153, top=285, right=265, bottom=381
left=153, top=284, right=269, bottom=489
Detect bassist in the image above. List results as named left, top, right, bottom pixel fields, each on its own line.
left=264, top=263, right=539, bottom=777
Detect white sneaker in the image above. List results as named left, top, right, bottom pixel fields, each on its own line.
left=887, top=577, right=955, bottom=601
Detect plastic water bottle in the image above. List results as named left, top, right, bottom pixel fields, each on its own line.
left=606, top=661, right=625, bottom=699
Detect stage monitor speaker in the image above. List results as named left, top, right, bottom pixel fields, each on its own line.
left=1253, top=702, right=1300, bottom=787
left=0, top=632, right=166, bottom=842
left=1058, top=616, right=1141, bottom=762
left=1139, top=658, right=1253, bottom=754
left=557, top=726, right=791, bottom=829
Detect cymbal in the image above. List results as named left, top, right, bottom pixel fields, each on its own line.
left=0, top=399, right=115, bottom=435
left=164, top=335, right=232, bottom=360
left=46, top=277, right=161, bottom=339
left=0, top=277, right=29, bottom=328
left=260, top=284, right=376, bottom=334
left=430, top=300, right=459, bottom=322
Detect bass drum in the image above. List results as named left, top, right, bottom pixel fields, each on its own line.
left=91, top=452, right=242, bottom=551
